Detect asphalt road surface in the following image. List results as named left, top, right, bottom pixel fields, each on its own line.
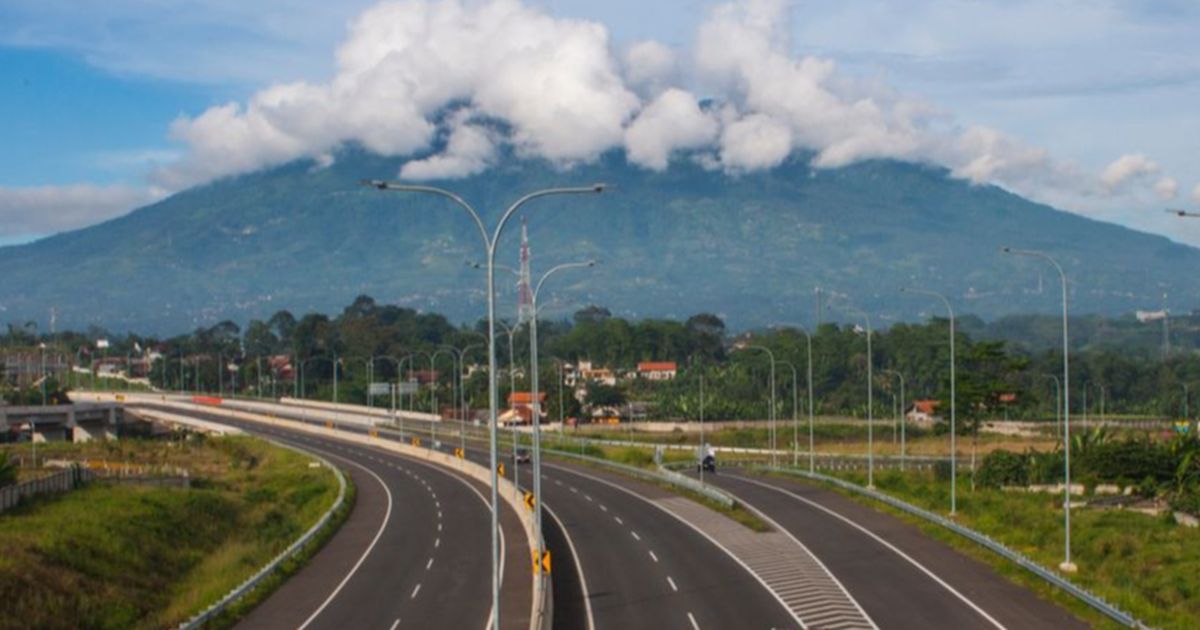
left=141, top=404, right=530, bottom=630
left=704, top=469, right=1088, bottom=630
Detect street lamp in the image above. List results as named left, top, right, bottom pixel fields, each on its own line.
left=528, top=260, right=595, bottom=556
left=363, top=179, right=605, bottom=628
left=882, top=369, right=905, bottom=471
left=773, top=324, right=816, bottom=473
left=776, top=360, right=799, bottom=467
left=739, top=345, right=777, bottom=467
left=902, top=287, right=958, bottom=515
left=1002, top=246, right=1075, bottom=573
left=831, top=304, right=876, bottom=488
left=1042, top=374, right=1062, bottom=439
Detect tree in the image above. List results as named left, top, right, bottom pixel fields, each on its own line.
left=0, top=452, right=15, bottom=487
left=268, top=310, right=297, bottom=347
left=573, top=305, right=611, bottom=325
left=585, top=383, right=626, bottom=408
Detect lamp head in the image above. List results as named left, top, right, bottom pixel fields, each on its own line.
left=591, top=183, right=607, bottom=193
left=359, top=179, right=389, bottom=190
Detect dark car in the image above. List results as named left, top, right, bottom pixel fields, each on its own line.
left=698, top=454, right=716, bottom=474
left=515, top=448, right=531, bottom=464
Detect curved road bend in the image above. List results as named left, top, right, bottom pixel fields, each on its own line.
left=201, top=400, right=800, bottom=629
left=482, top=449, right=801, bottom=630
left=704, top=470, right=1088, bottom=630
left=143, top=404, right=529, bottom=630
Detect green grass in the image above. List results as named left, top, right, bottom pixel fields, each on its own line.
left=788, top=467, right=1199, bottom=630
left=0, top=436, right=342, bottom=629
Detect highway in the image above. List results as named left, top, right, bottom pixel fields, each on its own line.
left=703, top=470, right=1088, bottom=630
left=140, top=398, right=1087, bottom=629
left=201, top=399, right=805, bottom=629
left=138, top=403, right=531, bottom=630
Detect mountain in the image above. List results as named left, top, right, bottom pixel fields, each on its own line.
left=2, top=148, right=1198, bottom=335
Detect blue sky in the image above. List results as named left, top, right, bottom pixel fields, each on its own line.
left=1, top=0, right=1198, bottom=245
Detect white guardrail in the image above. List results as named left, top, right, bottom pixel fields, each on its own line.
left=100, top=393, right=549, bottom=630
left=763, top=466, right=1149, bottom=629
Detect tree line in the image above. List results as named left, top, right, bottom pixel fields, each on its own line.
left=4, top=295, right=1200, bottom=422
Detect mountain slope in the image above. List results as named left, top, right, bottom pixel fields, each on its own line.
left=2, top=149, right=1197, bottom=334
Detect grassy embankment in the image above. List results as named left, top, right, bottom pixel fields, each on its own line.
left=789, top=467, right=1199, bottom=629
left=562, top=423, right=1066, bottom=462
left=0, top=435, right=345, bottom=629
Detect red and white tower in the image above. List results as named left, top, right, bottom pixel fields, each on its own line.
left=517, top=216, right=534, bottom=324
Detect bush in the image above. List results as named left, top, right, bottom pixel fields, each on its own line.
left=1077, top=438, right=1171, bottom=485
left=1028, top=450, right=1065, bottom=485
left=0, top=452, right=15, bottom=487
left=933, top=460, right=953, bottom=481
left=978, top=449, right=1029, bottom=488
left=1169, top=490, right=1200, bottom=516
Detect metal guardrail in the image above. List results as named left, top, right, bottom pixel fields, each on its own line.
left=763, top=466, right=1148, bottom=629
left=545, top=448, right=736, bottom=509
left=179, top=440, right=348, bottom=629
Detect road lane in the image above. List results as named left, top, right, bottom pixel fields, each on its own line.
left=142, top=404, right=524, bottom=629
left=708, top=470, right=1088, bottom=630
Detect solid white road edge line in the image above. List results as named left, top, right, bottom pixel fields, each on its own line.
left=733, top=474, right=1005, bottom=630
left=544, top=462, right=805, bottom=629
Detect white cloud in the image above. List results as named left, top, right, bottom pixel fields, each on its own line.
left=624, top=40, right=677, bottom=93
left=0, top=184, right=162, bottom=236
left=400, top=112, right=497, bottom=180
left=158, top=0, right=639, bottom=187
left=1193, top=183, right=1200, bottom=205
left=1101, top=153, right=1159, bottom=191
left=719, top=113, right=793, bottom=171
left=1155, top=177, right=1179, bottom=200
left=127, top=0, right=1191, bottom=238
left=624, top=89, right=719, bottom=170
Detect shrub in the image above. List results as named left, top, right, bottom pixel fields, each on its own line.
left=977, top=449, right=1029, bottom=488
left=933, top=460, right=953, bottom=481
left=1077, top=438, right=1171, bottom=485
left=1028, top=450, right=1065, bottom=485
left=0, top=452, right=15, bottom=487
left=1169, top=490, right=1200, bottom=516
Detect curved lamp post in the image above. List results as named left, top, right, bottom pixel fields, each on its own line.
left=902, top=287, right=958, bottom=515
left=773, top=323, right=816, bottom=473
left=882, top=369, right=906, bottom=471
left=528, top=260, right=595, bottom=553
left=831, top=304, right=875, bottom=488
left=1002, top=246, right=1075, bottom=573
left=362, top=178, right=604, bottom=627
left=739, top=345, right=777, bottom=467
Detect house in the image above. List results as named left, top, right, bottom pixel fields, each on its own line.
left=906, top=399, right=942, bottom=424
left=636, top=361, right=677, bottom=381
left=570, top=360, right=616, bottom=387
left=406, top=369, right=439, bottom=385
left=501, top=391, right=548, bottom=426
left=268, top=355, right=294, bottom=380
